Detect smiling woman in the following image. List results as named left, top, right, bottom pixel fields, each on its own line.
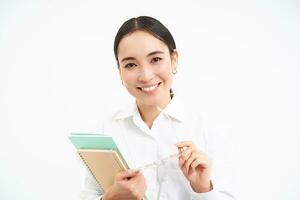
left=117, top=30, right=177, bottom=127
left=80, top=16, right=237, bottom=200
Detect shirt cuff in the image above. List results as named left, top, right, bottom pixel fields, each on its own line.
left=190, top=189, right=219, bottom=200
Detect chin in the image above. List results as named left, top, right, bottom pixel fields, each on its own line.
left=137, top=96, right=168, bottom=107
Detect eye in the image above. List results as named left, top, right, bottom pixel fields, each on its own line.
left=124, top=63, right=137, bottom=69
left=151, top=57, right=162, bottom=64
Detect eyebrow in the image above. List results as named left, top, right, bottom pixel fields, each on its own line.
left=120, top=51, right=165, bottom=63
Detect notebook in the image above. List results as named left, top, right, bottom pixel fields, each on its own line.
left=69, top=133, right=149, bottom=199
left=69, top=133, right=128, bottom=189
left=79, top=149, right=127, bottom=191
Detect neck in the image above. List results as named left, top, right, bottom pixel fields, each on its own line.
left=137, top=97, right=171, bottom=129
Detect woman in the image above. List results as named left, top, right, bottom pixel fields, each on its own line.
left=80, top=16, right=236, bottom=200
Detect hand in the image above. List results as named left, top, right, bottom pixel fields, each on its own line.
left=176, top=141, right=213, bottom=193
left=103, top=169, right=147, bottom=200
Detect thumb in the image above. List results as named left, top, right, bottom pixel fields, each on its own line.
left=115, top=169, right=140, bottom=181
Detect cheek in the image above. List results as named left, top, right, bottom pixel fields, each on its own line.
left=161, top=59, right=173, bottom=75
left=121, top=72, right=137, bottom=87
left=159, top=66, right=173, bottom=82
left=167, top=75, right=174, bottom=87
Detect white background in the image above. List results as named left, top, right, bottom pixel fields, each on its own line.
left=0, top=0, right=299, bottom=200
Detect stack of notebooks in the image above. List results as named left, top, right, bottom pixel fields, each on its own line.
left=69, top=133, right=149, bottom=200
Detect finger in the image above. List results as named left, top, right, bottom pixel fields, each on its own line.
left=191, top=156, right=210, bottom=170
left=181, top=145, right=208, bottom=158
left=191, top=155, right=211, bottom=168
left=115, top=169, right=140, bottom=181
left=178, top=157, right=188, bottom=175
left=178, top=157, right=185, bottom=168
left=183, top=152, right=198, bottom=173
left=129, top=171, right=144, bottom=182
left=127, top=173, right=147, bottom=197
left=179, top=147, right=193, bottom=160
left=176, top=141, right=194, bottom=148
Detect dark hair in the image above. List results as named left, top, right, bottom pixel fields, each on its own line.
left=113, top=16, right=176, bottom=62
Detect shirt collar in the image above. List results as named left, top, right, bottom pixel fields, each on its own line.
left=112, top=94, right=187, bottom=122
left=112, top=101, right=136, bottom=120
left=159, top=94, right=187, bottom=122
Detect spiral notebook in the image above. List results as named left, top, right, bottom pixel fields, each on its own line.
left=78, top=149, right=127, bottom=191
left=69, top=133, right=128, bottom=190
left=69, top=133, right=149, bottom=200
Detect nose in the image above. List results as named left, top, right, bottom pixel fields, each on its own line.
left=138, top=66, right=154, bottom=82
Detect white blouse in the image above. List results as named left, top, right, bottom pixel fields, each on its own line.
left=80, top=96, right=237, bottom=200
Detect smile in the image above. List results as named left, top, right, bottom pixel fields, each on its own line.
left=138, top=82, right=161, bottom=92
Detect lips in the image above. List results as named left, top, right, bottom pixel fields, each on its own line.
left=137, top=82, right=161, bottom=92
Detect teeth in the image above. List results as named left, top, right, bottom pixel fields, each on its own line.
left=141, top=84, right=158, bottom=92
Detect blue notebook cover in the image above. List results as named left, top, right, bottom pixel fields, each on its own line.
left=68, top=133, right=118, bottom=150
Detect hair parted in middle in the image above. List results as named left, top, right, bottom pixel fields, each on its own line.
left=113, top=16, right=177, bottom=63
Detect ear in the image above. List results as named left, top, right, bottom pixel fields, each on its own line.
left=171, top=49, right=179, bottom=72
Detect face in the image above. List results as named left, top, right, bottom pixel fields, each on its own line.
left=117, top=30, right=178, bottom=108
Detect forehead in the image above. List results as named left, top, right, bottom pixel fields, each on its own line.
left=118, top=30, right=169, bottom=59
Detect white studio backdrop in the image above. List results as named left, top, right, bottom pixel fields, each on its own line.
left=0, top=0, right=299, bottom=200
